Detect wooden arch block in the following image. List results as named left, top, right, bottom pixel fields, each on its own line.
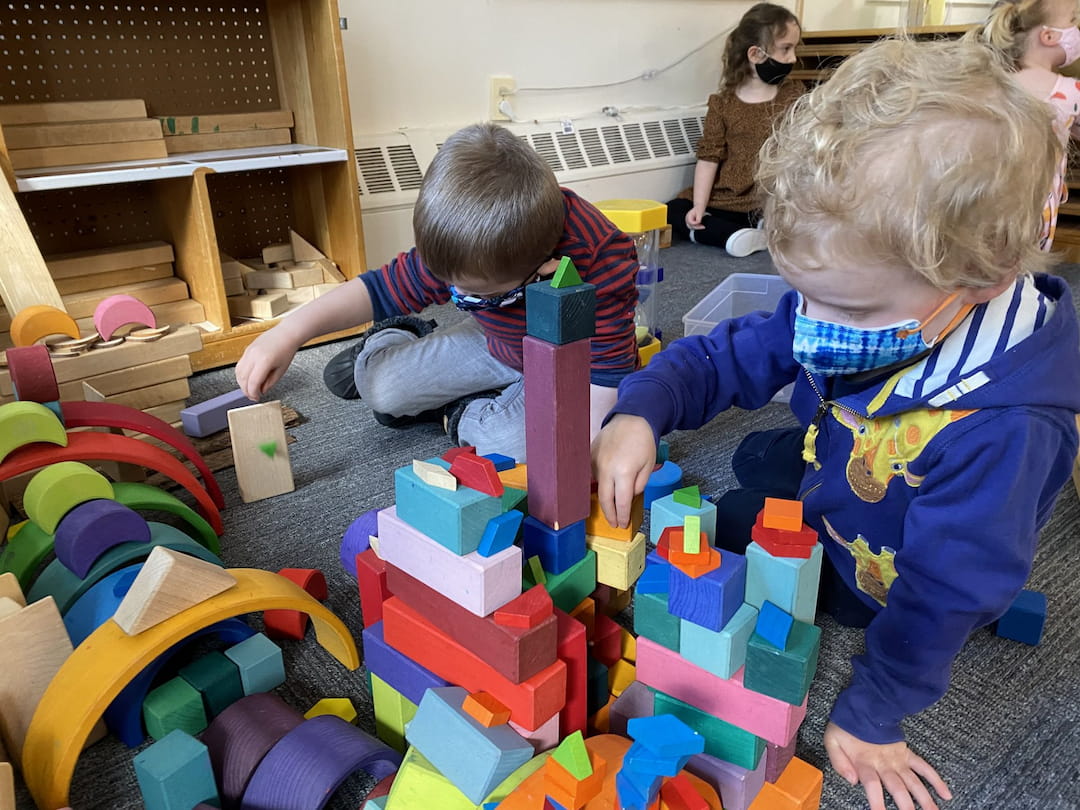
left=0, top=401, right=67, bottom=464
left=9, top=305, right=79, bottom=348
left=23, top=461, right=113, bottom=535
left=54, top=499, right=151, bottom=578
left=5, top=344, right=59, bottom=403
left=93, top=294, right=157, bottom=341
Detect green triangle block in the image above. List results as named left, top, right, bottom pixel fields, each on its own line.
left=550, top=256, right=583, bottom=288
left=672, top=485, right=701, bottom=508
left=259, top=441, right=277, bottom=458
left=551, top=730, right=592, bottom=779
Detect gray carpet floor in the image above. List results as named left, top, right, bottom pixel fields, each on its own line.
left=18, top=241, right=1080, bottom=809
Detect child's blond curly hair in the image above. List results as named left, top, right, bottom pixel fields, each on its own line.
left=965, top=0, right=1065, bottom=68
left=758, top=37, right=1061, bottom=290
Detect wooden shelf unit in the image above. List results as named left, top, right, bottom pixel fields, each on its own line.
left=0, top=0, right=367, bottom=371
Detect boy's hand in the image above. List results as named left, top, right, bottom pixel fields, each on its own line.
left=825, top=722, right=952, bottom=810
left=591, top=414, right=656, bottom=528
left=685, top=206, right=708, bottom=230
left=235, top=328, right=300, bottom=401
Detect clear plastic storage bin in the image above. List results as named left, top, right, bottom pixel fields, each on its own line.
left=682, top=272, right=795, bottom=403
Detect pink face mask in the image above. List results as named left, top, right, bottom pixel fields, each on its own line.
left=1045, top=25, right=1080, bottom=67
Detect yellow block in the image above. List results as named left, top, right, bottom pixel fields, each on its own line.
left=607, top=658, right=636, bottom=697
left=21, top=568, right=359, bottom=810
left=586, top=531, right=646, bottom=591
left=638, top=335, right=662, bottom=367
left=304, top=697, right=357, bottom=724
left=594, top=199, right=668, bottom=234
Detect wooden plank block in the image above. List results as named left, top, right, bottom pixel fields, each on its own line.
left=0, top=573, right=24, bottom=608
left=0, top=170, right=64, bottom=312
left=45, top=242, right=175, bottom=280
left=384, top=743, right=543, bottom=810
left=653, top=690, right=764, bottom=772
left=9, top=139, right=168, bottom=170
left=555, top=609, right=588, bottom=739
left=142, top=400, right=186, bottom=426
left=158, top=110, right=294, bottom=136
left=680, top=603, right=759, bottom=681
left=104, top=378, right=191, bottom=411
left=370, top=671, right=417, bottom=753
left=52, top=263, right=173, bottom=296
left=163, top=128, right=291, bottom=154
left=58, top=277, right=189, bottom=321
left=226, top=401, right=294, bottom=503
left=362, top=621, right=450, bottom=706
left=4, top=119, right=165, bottom=149
left=0, top=100, right=148, bottom=126
left=59, top=355, right=192, bottom=399
left=0, top=762, right=12, bottom=810
left=227, top=292, right=288, bottom=320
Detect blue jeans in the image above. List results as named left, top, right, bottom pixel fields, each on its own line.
left=352, top=318, right=529, bottom=461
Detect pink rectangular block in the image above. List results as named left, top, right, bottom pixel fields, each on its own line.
left=523, top=336, right=591, bottom=530
left=635, top=637, right=807, bottom=746
left=377, top=506, right=521, bottom=617
left=509, top=712, right=560, bottom=754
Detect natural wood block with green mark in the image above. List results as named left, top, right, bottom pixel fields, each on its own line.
left=652, top=689, right=765, bottom=771
left=143, top=676, right=208, bottom=740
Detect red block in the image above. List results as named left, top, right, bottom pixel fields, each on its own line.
left=750, top=511, right=818, bottom=559
left=449, top=452, right=504, bottom=497
left=592, top=613, right=623, bottom=668
left=382, top=596, right=566, bottom=731
left=556, top=609, right=588, bottom=739
left=661, top=773, right=711, bottom=810
left=493, top=584, right=555, bottom=629
left=264, top=568, right=328, bottom=640
left=356, top=549, right=391, bottom=628
left=441, top=445, right=477, bottom=463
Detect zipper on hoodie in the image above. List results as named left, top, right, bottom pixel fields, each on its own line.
left=798, top=367, right=863, bottom=497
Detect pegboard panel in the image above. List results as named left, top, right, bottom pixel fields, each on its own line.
left=0, top=2, right=281, bottom=114
left=17, top=181, right=167, bottom=255
left=208, top=169, right=292, bottom=258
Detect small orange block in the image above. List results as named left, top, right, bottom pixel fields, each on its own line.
left=569, top=597, right=596, bottom=641
left=498, top=462, right=529, bottom=492
left=660, top=773, right=710, bottom=810
left=585, top=492, right=643, bottom=541
left=762, top=497, right=803, bottom=532
left=462, top=691, right=511, bottom=727
left=670, top=545, right=721, bottom=579
left=543, top=749, right=607, bottom=809
left=746, top=757, right=823, bottom=810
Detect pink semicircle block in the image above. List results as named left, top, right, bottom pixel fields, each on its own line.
left=93, top=295, right=157, bottom=341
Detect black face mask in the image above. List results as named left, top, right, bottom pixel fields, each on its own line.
left=754, top=57, right=793, bottom=85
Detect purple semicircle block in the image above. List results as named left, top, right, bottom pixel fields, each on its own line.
left=54, top=498, right=151, bottom=578
left=340, top=509, right=380, bottom=578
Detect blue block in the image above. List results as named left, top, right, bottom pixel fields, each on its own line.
left=362, top=621, right=449, bottom=705
left=636, top=557, right=671, bottom=594
left=643, top=460, right=682, bottom=509
left=224, top=632, right=285, bottom=695
left=522, top=516, right=585, bottom=574
left=745, top=541, right=822, bottom=624
left=525, top=280, right=596, bottom=345
left=622, top=741, right=688, bottom=777
left=616, top=767, right=661, bottom=810
left=64, top=563, right=141, bottom=646
left=340, top=508, right=379, bottom=577
left=668, top=549, right=746, bottom=632
left=133, top=729, right=219, bottom=810
left=483, top=453, right=517, bottom=472
left=394, top=464, right=502, bottom=555
left=755, top=601, right=794, bottom=650
left=628, top=714, right=706, bottom=759
left=680, top=602, right=758, bottom=679
left=478, top=510, right=524, bottom=557
left=995, top=588, right=1047, bottom=645
left=650, top=493, right=717, bottom=546
left=405, top=686, right=534, bottom=803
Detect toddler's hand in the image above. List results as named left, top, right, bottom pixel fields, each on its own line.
left=686, top=206, right=707, bottom=230
left=591, top=414, right=656, bottom=528
left=825, top=722, right=952, bottom=810
left=235, top=328, right=300, bottom=401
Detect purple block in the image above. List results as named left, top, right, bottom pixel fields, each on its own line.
left=609, top=680, right=655, bottom=738
left=765, top=735, right=797, bottom=783
left=668, top=549, right=746, bottom=632
left=181, top=388, right=256, bottom=438
left=54, top=499, right=151, bottom=578
left=340, top=509, right=380, bottom=578
left=685, top=750, right=767, bottom=810
left=361, top=621, right=449, bottom=705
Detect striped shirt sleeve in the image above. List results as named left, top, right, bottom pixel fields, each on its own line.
left=359, top=248, right=451, bottom=321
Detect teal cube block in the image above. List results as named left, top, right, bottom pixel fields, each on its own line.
left=650, top=493, right=717, bottom=546
left=394, top=463, right=502, bottom=555
left=525, top=279, right=596, bottom=344
left=133, top=729, right=220, bottom=810
left=224, top=633, right=285, bottom=695
left=179, top=650, right=244, bottom=717
left=633, top=589, right=680, bottom=651
left=745, top=541, right=822, bottom=624
left=652, top=690, right=765, bottom=771
left=744, top=619, right=822, bottom=706
left=680, top=602, right=759, bottom=679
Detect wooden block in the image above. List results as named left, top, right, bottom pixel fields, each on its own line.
left=284, top=262, right=325, bottom=287
left=450, top=452, right=504, bottom=497
left=497, top=462, right=528, bottom=492
left=0, top=573, right=24, bottom=607
left=227, top=401, right=294, bottom=503
left=587, top=531, right=646, bottom=590
left=592, top=613, right=623, bottom=668
left=242, top=268, right=297, bottom=290
left=69, top=298, right=204, bottom=336
left=370, top=671, right=417, bottom=753
left=680, top=603, right=759, bottom=680
left=0, top=596, right=73, bottom=761
left=179, top=649, right=245, bottom=717
left=263, top=567, right=327, bottom=641
left=10, top=139, right=167, bottom=170
left=524, top=280, right=596, bottom=345
left=765, top=736, right=797, bottom=785
left=412, top=458, right=457, bottom=490
left=607, top=659, right=635, bottom=697
left=555, top=609, right=589, bottom=739
left=180, top=388, right=256, bottom=438
left=750, top=511, right=818, bottom=559
left=305, top=697, right=357, bottom=723
left=636, top=637, right=807, bottom=747
left=133, top=729, right=219, bottom=810
left=356, top=548, right=391, bottom=628
left=747, top=758, right=822, bottom=810
left=53, top=498, right=150, bottom=578
left=377, top=505, right=521, bottom=617
left=744, top=542, right=822, bottom=624
left=102, top=378, right=191, bottom=411
left=362, top=621, right=449, bottom=705
left=4, top=118, right=164, bottom=149
left=609, top=679, right=653, bottom=738
left=669, top=550, right=746, bottom=632
left=523, top=516, right=586, bottom=575
left=394, top=463, right=502, bottom=555
left=744, top=620, right=821, bottom=706
left=0, top=174, right=63, bottom=312
left=652, top=690, right=763, bottom=772
left=44, top=241, right=174, bottom=280
left=223, top=633, right=285, bottom=695
left=52, top=263, right=174, bottom=296
left=478, top=510, right=523, bottom=557
left=995, top=588, right=1048, bottom=645
left=0, top=762, right=12, bottom=810
left=463, top=692, right=512, bottom=727
left=112, top=547, right=237, bottom=635
left=227, top=291, right=288, bottom=320
left=508, top=712, right=560, bottom=754
left=385, top=743, right=544, bottom=810
left=8, top=305, right=79, bottom=347
left=686, top=751, right=767, bottom=810
left=544, top=746, right=607, bottom=808
left=568, top=597, right=596, bottom=641
left=22, top=461, right=113, bottom=534
left=143, top=676, right=208, bottom=740
left=158, top=110, right=294, bottom=136
left=384, top=562, right=558, bottom=684
left=223, top=275, right=246, bottom=296
left=289, top=228, right=325, bottom=262
left=761, top=498, right=802, bottom=532
left=383, top=596, right=567, bottom=732
left=585, top=491, right=643, bottom=542
left=163, top=128, right=291, bottom=153
left=526, top=549, right=597, bottom=615
left=644, top=460, right=684, bottom=509
left=651, top=493, right=717, bottom=546
left=0, top=597, right=20, bottom=619
left=634, top=589, right=681, bottom=651
left=494, top=584, right=554, bottom=629
left=0, top=99, right=149, bottom=126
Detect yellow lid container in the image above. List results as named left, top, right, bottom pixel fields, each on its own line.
left=594, top=199, right=667, bottom=234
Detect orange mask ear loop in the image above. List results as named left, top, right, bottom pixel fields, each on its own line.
left=895, top=292, right=973, bottom=344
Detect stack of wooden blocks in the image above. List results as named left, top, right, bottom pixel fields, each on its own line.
left=158, top=110, right=294, bottom=155
left=0, top=100, right=167, bottom=170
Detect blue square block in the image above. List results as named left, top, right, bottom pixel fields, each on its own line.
left=668, top=549, right=746, bottom=631
left=478, top=510, right=524, bottom=557
left=995, top=588, right=1047, bottom=646
left=650, top=493, right=717, bottom=546
left=133, top=729, right=219, bottom=810
left=755, top=601, right=794, bottom=650
left=643, top=461, right=682, bottom=509
left=394, top=463, right=502, bottom=555
left=525, top=280, right=596, bottom=345
left=522, top=516, right=585, bottom=575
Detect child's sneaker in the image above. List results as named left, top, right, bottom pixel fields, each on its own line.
left=725, top=227, right=768, bottom=258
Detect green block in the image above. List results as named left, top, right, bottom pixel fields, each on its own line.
left=501, top=486, right=528, bottom=515
left=523, top=549, right=597, bottom=613
left=0, top=520, right=54, bottom=591
left=633, top=589, right=680, bottom=651
left=527, top=555, right=546, bottom=586
left=551, top=256, right=583, bottom=288
left=672, top=485, right=701, bottom=508
left=744, top=620, right=822, bottom=706
left=552, top=730, right=592, bottom=779
left=652, top=690, right=765, bottom=771
left=143, top=676, right=208, bottom=741
left=371, top=671, right=417, bottom=753
left=683, top=514, right=701, bottom=553
left=179, top=650, right=245, bottom=717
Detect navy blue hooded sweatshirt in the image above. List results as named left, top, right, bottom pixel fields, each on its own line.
left=610, top=273, right=1080, bottom=744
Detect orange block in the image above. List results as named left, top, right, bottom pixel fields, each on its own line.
left=762, top=497, right=803, bottom=532
left=585, top=492, right=643, bottom=541
left=670, top=545, right=721, bottom=579
left=462, top=691, right=511, bottom=727
left=498, top=462, right=529, bottom=492
left=569, top=597, right=596, bottom=641
left=544, top=749, right=607, bottom=809
left=589, top=696, right=615, bottom=735
left=746, top=757, right=822, bottom=810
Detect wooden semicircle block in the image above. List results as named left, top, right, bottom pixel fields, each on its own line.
left=0, top=401, right=68, bottom=464
left=93, top=294, right=157, bottom=341
left=22, top=461, right=114, bottom=535
left=21, top=567, right=361, bottom=810
left=9, top=305, right=80, bottom=347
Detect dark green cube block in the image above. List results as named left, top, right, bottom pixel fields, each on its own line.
left=180, top=650, right=245, bottom=717
left=652, top=689, right=764, bottom=771
left=633, top=589, right=680, bottom=651
left=525, top=280, right=596, bottom=345
left=143, top=676, right=208, bottom=741
left=524, top=548, right=597, bottom=613
left=744, top=619, right=821, bottom=706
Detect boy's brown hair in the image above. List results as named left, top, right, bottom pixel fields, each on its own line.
left=720, top=2, right=801, bottom=94
left=413, top=123, right=565, bottom=286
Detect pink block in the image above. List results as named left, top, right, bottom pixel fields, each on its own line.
left=508, top=712, right=560, bottom=754
left=635, top=637, right=807, bottom=746
left=377, top=506, right=522, bottom=617
left=93, top=294, right=156, bottom=341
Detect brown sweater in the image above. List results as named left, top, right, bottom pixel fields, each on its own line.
left=678, top=79, right=805, bottom=213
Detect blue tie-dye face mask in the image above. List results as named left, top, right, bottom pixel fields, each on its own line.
left=792, top=292, right=960, bottom=377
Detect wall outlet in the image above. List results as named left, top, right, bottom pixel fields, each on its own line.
left=489, top=75, right=516, bottom=121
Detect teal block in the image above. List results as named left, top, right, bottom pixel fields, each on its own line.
left=143, top=677, right=208, bottom=741
left=364, top=797, right=389, bottom=809
left=745, top=541, right=822, bottom=623
left=652, top=690, right=765, bottom=771
left=650, top=494, right=717, bottom=547
left=223, top=633, right=285, bottom=695
left=394, top=464, right=503, bottom=555
left=501, top=486, right=528, bottom=514
left=133, top=729, right=220, bottom=810
left=524, top=549, right=597, bottom=613
left=405, top=686, right=534, bottom=803
left=679, top=602, right=758, bottom=679
left=525, top=279, right=596, bottom=345
left=633, top=589, right=680, bottom=651
left=744, top=619, right=822, bottom=706
left=179, top=650, right=244, bottom=717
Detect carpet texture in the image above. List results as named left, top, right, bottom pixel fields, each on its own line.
left=16, top=242, right=1080, bottom=809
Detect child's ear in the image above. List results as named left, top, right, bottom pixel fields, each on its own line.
left=1039, top=26, right=1061, bottom=48
left=748, top=45, right=767, bottom=64
left=958, top=277, right=1016, bottom=305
